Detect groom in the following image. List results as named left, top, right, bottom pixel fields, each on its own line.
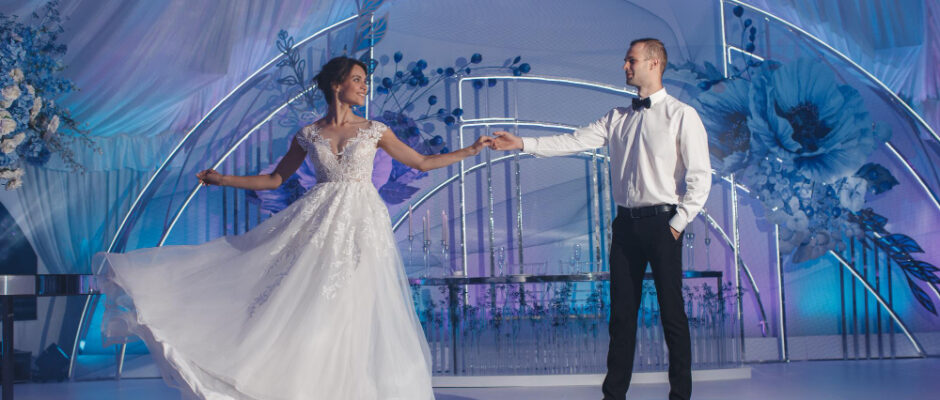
left=490, top=38, right=711, bottom=400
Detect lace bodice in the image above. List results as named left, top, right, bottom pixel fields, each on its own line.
left=295, top=120, right=387, bottom=183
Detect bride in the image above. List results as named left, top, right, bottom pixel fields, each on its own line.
left=96, top=56, right=492, bottom=399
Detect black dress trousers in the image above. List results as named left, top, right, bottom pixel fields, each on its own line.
left=602, top=207, right=692, bottom=400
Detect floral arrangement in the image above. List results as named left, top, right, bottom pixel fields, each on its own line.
left=0, top=1, right=93, bottom=190
left=666, top=5, right=938, bottom=313
left=669, top=6, right=891, bottom=263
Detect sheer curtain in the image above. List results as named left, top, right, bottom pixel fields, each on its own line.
left=0, top=133, right=171, bottom=356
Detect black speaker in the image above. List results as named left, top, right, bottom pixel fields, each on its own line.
left=0, top=346, right=32, bottom=382
left=34, top=344, right=68, bottom=382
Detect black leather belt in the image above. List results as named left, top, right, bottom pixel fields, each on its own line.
left=617, top=204, right=676, bottom=218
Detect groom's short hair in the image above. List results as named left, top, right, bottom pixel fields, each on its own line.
left=630, top=38, right=667, bottom=74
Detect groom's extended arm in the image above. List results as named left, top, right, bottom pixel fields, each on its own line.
left=491, top=111, right=613, bottom=156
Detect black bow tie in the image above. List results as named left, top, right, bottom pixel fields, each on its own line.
left=632, top=97, right=651, bottom=111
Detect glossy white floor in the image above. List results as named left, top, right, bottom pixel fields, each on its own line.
left=10, top=358, right=939, bottom=399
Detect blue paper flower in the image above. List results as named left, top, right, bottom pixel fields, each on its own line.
left=694, top=78, right=754, bottom=175
left=748, top=59, right=890, bottom=183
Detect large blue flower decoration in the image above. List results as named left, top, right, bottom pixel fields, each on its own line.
left=695, top=78, right=755, bottom=175
left=748, top=59, right=890, bottom=183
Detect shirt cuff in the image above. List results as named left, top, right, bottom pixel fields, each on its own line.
left=521, top=137, right=538, bottom=153
left=668, top=214, right=688, bottom=233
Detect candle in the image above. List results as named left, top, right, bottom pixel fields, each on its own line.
left=408, top=204, right=413, bottom=237
left=441, top=210, right=448, bottom=242
left=423, top=210, right=429, bottom=239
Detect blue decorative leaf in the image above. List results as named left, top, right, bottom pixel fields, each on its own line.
left=359, top=0, right=385, bottom=15
left=881, top=234, right=924, bottom=254
left=906, top=277, right=937, bottom=315
left=855, top=163, right=899, bottom=195
left=855, top=208, right=887, bottom=232
left=910, top=267, right=940, bottom=284
left=378, top=181, right=421, bottom=204
left=901, top=260, right=940, bottom=283
left=355, top=14, right=388, bottom=52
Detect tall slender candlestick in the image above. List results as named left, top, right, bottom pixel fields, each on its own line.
left=408, top=204, right=413, bottom=237
left=441, top=210, right=448, bottom=242
left=423, top=210, right=429, bottom=239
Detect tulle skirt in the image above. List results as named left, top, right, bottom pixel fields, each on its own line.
left=96, top=181, right=434, bottom=400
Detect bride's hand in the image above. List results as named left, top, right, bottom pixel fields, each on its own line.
left=467, top=136, right=493, bottom=156
left=196, top=169, right=224, bottom=186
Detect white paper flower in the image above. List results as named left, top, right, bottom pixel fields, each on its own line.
left=1, top=132, right=26, bottom=153
left=45, top=115, right=60, bottom=136
left=9, top=69, right=25, bottom=84
left=30, top=96, right=42, bottom=121
left=0, top=110, right=15, bottom=136
left=837, top=176, right=868, bottom=212
left=4, top=177, right=23, bottom=190
left=0, top=168, right=24, bottom=180
left=1, top=85, right=22, bottom=108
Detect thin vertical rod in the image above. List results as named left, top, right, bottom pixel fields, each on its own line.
left=851, top=240, right=859, bottom=359
left=600, top=151, right=613, bottom=272
left=486, top=145, right=496, bottom=276
left=365, top=12, right=375, bottom=118
left=863, top=240, right=870, bottom=358
left=719, top=0, right=729, bottom=77
left=515, top=151, right=524, bottom=273
left=887, top=247, right=895, bottom=358
left=589, top=150, right=602, bottom=271
left=840, top=245, right=848, bottom=359
left=874, top=240, right=883, bottom=358
left=730, top=173, right=744, bottom=360
left=775, top=224, right=788, bottom=362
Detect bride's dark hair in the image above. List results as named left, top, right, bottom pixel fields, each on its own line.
left=313, top=56, right=368, bottom=103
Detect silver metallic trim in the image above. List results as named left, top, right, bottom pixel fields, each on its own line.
left=775, top=225, right=788, bottom=361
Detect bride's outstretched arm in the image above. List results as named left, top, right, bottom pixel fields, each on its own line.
left=378, top=129, right=493, bottom=172
left=196, top=137, right=306, bottom=190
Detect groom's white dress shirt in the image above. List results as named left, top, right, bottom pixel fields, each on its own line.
left=520, top=88, right=712, bottom=233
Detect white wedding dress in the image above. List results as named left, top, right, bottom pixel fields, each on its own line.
left=96, top=120, right=435, bottom=400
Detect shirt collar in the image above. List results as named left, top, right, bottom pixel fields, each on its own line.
left=645, top=87, right=667, bottom=107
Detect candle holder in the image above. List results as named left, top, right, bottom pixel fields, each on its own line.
left=441, top=239, right=452, bottom=277
left=407, top=233, right=415, bottom=268
left=496, top=246, right=506, bottom=277
left=423, top=239, right=432, bottom=278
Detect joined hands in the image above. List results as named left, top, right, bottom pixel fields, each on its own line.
left=488, top=131, right=523, bottom=151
